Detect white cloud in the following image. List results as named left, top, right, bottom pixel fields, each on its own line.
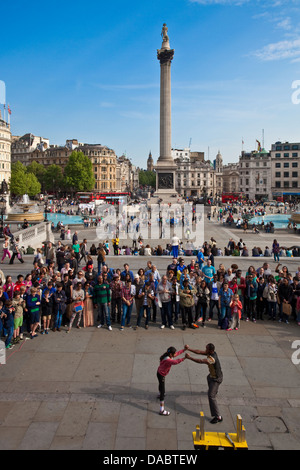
left=252, top=38, right=300, bottom=61
left=276, top=17, right=292, bottom=31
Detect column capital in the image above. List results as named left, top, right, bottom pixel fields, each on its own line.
left=157, top=48, right=174, bottom=65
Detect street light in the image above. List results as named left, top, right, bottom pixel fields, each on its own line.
left=0, top=196, right=6, bottom=237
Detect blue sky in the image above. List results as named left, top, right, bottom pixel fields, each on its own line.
left=1, top=0, right=300, bottom=167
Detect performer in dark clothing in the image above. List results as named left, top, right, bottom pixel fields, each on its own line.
left=185, top=343, right=223, bottom=424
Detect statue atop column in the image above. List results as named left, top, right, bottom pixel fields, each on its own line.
left=160, top=23, right=170, bottom=50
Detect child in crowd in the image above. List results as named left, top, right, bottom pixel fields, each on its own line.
left=227, top=294, right=243, bottom=331
left=12, top=291, right=25, bottom=343
left=41, top=289, right=53, bottom=334
left=3, top=300, right=15, bottom=349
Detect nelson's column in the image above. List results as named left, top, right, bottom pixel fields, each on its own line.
left=154, top=24, right=178, bottom=200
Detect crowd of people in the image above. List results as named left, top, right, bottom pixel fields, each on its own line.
left=1, top=231, right=300, bottom=352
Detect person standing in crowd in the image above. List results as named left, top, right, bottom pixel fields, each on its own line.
left=53, top=283, right=67, bottom=331
left=263, top=275, right=278, bottom=321
left=272, top=239, right=280, bottom=262
left=82, top=281, right=94, bottom=327
left=201, top=259, right=216, bottom=284
left=277, top=277, right=293, bottom=324
left=171, top=234, right=180, bottom=259
left=245, top=273, right=258, bottom=322
left=110, top=274, right=123, bottom=324
left=208, top=274, right=221, bottom=321
left=195, top=279, right=210, bottom=328
left=120, top=278, right=134, bottom=330
left=93, top=275, right=112, bottom=331
left=26, top=287, right=41, bottom=339
left=157, top=275, right=174, bottom=330
left=41, top=289, right=53, bottom=334
left=67, top=282, right=84, bottom=332
left=227, top=294, right=243, bottom=331
left=179, top=278, right=196, bottom=330
left=218, top=281, right=233, bottom=329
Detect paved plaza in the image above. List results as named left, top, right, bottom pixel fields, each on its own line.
left=0, top=216, right=300, bottom=450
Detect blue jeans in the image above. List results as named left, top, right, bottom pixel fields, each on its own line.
left=4, top=325, right=14, bottom=347
left=137, top=305, right=150, bottom=327
left=54, top=309, right=62, bottom=329
left=161, top=301, right=173, bottom=327
left=121, top=302, right=133, bottom=327
left=97, top=262, right=104, bottom=275
left=97, top=303, right=111, bottom=326
left=172, top=246, right=179, bottom=258
left=274, top=253, right=280, bottom=262
left=219, top=304, right=230, bottom=327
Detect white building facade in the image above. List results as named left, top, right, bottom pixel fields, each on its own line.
left=270, top=141, right=300, bottom=200
left=0, top=111, right=11, bottom=188
left=239, top=149, right=272, bottom=201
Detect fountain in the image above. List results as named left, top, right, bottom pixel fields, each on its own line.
left=5, top=194, right=44, bottom=223
left=290, top=203, right=300, bottom=225
left=291, top=212, right=300, bottom=224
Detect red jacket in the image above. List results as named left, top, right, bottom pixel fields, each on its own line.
left=230, top=300, right=243, bottom=319
left=157, top=350, right=185, bottom=377
left=236, top=276, right=246, bottom=295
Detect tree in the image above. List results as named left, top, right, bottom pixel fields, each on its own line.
left=64, top=151, right=95, bottom=194
left=44, top=165, right=65, bottom=193
left=10, top=162, right=41, bottom=196
left=10, top=162, right=28, bottom=196
left=139, top=170, right=156, bottom=188
left=25, top=173, right=41, bottom=197
left=27, top=161, right=46, bottom=182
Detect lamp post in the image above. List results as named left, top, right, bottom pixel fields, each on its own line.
left=0, top=196, right=6, bottom=237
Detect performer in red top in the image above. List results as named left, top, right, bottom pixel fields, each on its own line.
left=157, top=346, right=186, bottom=416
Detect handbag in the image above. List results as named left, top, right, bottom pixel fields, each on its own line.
left=282, top=303, right=292, bottom=316
left=75, top=304, right=83, bottom=313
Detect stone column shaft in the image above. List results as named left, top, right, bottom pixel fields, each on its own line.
left=159, top=61, right=172, bottom=163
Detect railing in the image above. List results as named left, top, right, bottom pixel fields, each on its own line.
left=13, top=222, right=54, bottom=250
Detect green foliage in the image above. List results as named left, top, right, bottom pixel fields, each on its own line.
left=139, top=170, right=156, bottom=188
left=43, top=164, right=65, bottom=192
left=64, top=151, right=95, bottom=192
left=27, top=161, right=46, bottom=181
left=10, top=162, right=41, bottom=196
